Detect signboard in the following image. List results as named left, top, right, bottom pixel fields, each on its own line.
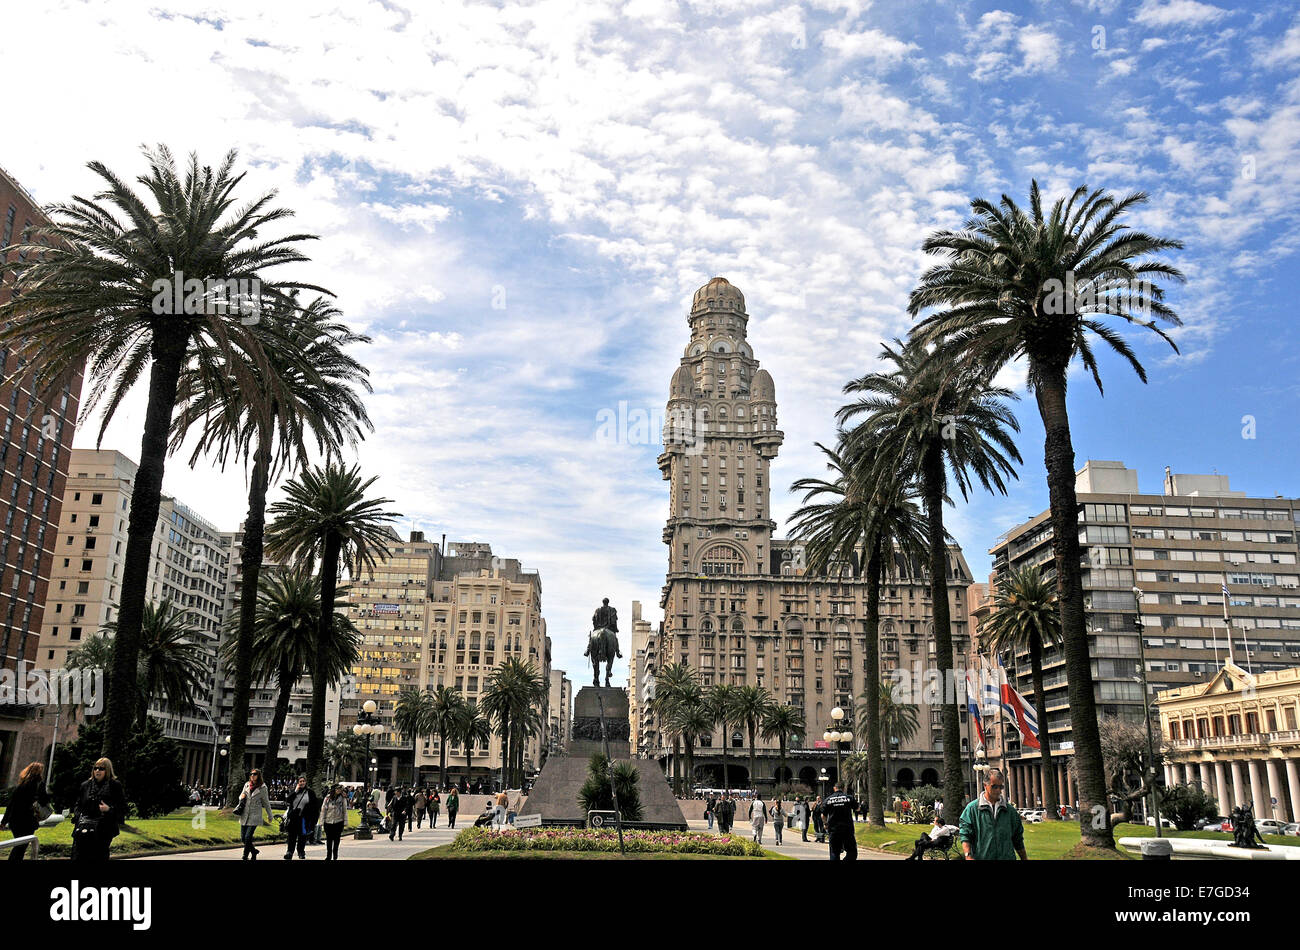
left=587, top=810, right=618, bottom=828
left=514, top=813, right=542, bottom=828
left=813, top=740, right=829, bottom=749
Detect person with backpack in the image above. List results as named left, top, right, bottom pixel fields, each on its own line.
left=282, top=775, right=320, bottom=860
left=1, top=762, right=51, bottom=861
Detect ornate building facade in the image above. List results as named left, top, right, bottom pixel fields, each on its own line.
left=653, top=277, right=974, bottom=792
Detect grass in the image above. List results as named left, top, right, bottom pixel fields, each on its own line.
left=855, top=818, right=1300, bottom=860
left=409, top=843, right=793, bottom=860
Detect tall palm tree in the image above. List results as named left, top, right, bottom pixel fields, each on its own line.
left=760, top=703, right=806, bottom=793
left=703, top=683, right=738, bottom=794
left=789, top=436, right=927, bottom=826
left=908, top=182, right=1184, bottom=848
left=326, top=730, right=369, bottom=781
left=428, top=685, right=467, bottom=790
left=648, top=662, right=700, bottom=795
left=455, top=705, right=492, bottom=789
left=102, top=599, right=208, bottom=728
left=669, top=698, right=714, bottom=795
left=482, top=658, right=547, bottom=789
left=872, top=678, right=920, bottom=798
left=981, top=565, right=1064, bottom=819
left=0, top=145, right=324, bottom=761
left=219, top=567, right=359, bottom=784
left=174, top=296, right=372, bottom=802
left=731, top=685, right=774, bottom=792
left=394, top=687, right=435, bottom=786
left=265, top=463, right=400, bottom=787
left=839, top=338, right=1020, bottom=819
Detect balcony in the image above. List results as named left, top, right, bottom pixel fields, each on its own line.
left=1167, top=730, right=1300, bottom=752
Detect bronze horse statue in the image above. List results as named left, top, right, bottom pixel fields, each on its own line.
left=585, top=598, right=622, bottom=687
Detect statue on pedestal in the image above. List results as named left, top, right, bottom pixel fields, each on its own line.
left=1229, top=804, right=1267, bottom=849
left=585, top=597, right=622, bottom=687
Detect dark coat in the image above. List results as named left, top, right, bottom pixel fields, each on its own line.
left=3, top=781, right=50, bottom=837
left=285, top=786, right=321, bottom=828
left=74, top=777, right=128, bottom=839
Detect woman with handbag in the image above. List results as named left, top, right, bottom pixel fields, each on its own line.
left=71, top=757, right=127, bottom=862
left=236, top=768, right=274, bottom=860
left=1, top=761, right=51, bottom=861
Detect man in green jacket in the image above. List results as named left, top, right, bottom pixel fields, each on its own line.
left=960, top=769, right=1027, bottom=861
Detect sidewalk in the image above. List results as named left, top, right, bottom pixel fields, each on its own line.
left=686, top=818, right=904, bottom=861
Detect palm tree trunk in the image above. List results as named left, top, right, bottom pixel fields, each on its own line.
left=500, top=717, right=510, bottom=791
left=104, top=328, right=188, bottom=761
left=1034, top=373, right=1113, bottom=848
left=439, top=728, right=448, bottom=790
left=720, top=719, right=730, bottom=794
left=779, top=735, right=787, bottom=794
left=923, top=445, right=965, bottom=818
left=673, top=736, right=682, bottom=796
left=748, top=721, right=757, bottom=792
left=308, top=532, right=342, bottom=789
left=264, top=660, right=295, bottom=785
left=226, top=441, right=269, bottom=805
left=864, top=545, right=886, bottom=827
left=1030, top=632, right=1059, bottom=819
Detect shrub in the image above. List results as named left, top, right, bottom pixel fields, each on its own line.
left=1159, top=783, right=1219, bottom=831
left=51, top=717, right=187, bottom=819
left=578, top=753, right=643, bottom=821
left=449, top=827, right=765, bottom=856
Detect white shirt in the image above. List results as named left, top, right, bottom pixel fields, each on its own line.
left=751, top=799, right=767, bottom=820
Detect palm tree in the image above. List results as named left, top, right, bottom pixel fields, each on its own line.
left=174, top=296, right=372, bottom=802
left=703, top=683, right=738, bottom=794
left=669, top=698, right=714, bottom=796
left=394, top=687, right=435, bottom=786
left=428, top=685, right=467, bottom=790
left=265, top=463, right=400, bottom=787
left=325, top=730, right=369, bottom=782
left=647, top=662, right=700, bottom=795
left=731, top=685, right=774, bottom=792
left=0, top=145, right=324, bottom=761
left=839, top=337, right=1020, bottom=819
left=760, top=703, right=806, bottom=793
left=981, top=565, right=1064, bottom=819
left=101, top=600, right=208, bottom=728
left=219, top=567, right=359, bottom=784
left=482, top=658, right=547, bottom=789
left=455, top=705, right=492, bottom=789
left=908, top=182, right=1184, bottom=848
left=789, top=435, right=927, bottom=826
left=872, top=678, right=920, bottom=799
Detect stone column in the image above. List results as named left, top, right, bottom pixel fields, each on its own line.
left=1247, top=760, right=1268, bottom=819
left=1266, top=760, right=1286, bottom=822
left=1057, top=762, right=1067, bottom=810
left=1214, top=761, right=1230, bottom=818
left=1286, top=760, right=1300, bottom=826
left=1067, top=766, right=1077, bottom=808
left=1230, top=760, right=1247, bottom=812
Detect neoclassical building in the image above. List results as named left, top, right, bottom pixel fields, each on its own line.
left=1157, top=662, right=1300, bottom=823
left=651, top=277, right=974, bottom=792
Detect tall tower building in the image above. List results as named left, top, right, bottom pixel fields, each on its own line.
left=655, top=278, right=973, bottom=794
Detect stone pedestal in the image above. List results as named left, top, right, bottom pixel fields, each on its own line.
left=569, top=686, right=631, bottom=758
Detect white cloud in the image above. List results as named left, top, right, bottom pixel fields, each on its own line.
left=1134, top=1, right=1230, bottom=29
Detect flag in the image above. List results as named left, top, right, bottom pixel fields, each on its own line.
left=1000, top=680, right=1040, bottom=749
left=965, top=670, right=985, bottom=745
left=980, top=656, right=1004, bottom=714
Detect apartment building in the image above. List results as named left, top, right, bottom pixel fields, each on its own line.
left=548, top=668, right=571, bottom=756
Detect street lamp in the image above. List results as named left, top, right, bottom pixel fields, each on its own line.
left=1132, top=587, right=1163, bottom=838
left=353, top=699, right=383, bottom=839
left=823, top=706, right=852, bottom=790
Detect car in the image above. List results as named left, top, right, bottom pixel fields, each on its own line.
left=1194, top=816, right=1228, bottom=831
left=1255, top=819, right=1286, bottom=836
left=1022, top=810, right=1043, bottom=823
left=1282, top=823, right=1300, bottom=837
left=1144, top=816, right=1175, bottom=829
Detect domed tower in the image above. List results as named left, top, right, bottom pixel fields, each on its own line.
left=658, top=277, right=784, bottom=588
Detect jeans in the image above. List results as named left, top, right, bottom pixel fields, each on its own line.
left=773, top=820, right=783, bottom=845
left=430, top=810, right=439, bottom=827
left=706, top=812, right=714, bottom=829
left=285, top=819, right=309, bottom=858
left=447, top=810, right=457, bottom=828
left=240, top=823, right=258, bottom=859
left=828, top=827, right=857, bottom=861
left=324, top=821, right=344, bottom=860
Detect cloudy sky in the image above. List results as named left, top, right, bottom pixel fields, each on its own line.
left=7, top=0, right=1300, bottom=688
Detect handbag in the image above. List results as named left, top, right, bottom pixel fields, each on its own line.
left=74, top=814, right=101, bottom=837
left=234, top=797, right=247, bottom=817
left=33, top=801, right=53, bottom=823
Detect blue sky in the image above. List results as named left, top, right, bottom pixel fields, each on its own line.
left=8, top=0, right=1300, bottom=688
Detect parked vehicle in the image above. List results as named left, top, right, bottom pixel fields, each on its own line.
left=1255, top=818, right=1286, bottom=836
left=1144, top=816, right=1176, bottom=829
left=1194, top=816, right=1229, bottom=831
left=1281, top=823, right=1299, bottom=837
left=1022, top=810, right=1043, bottom=824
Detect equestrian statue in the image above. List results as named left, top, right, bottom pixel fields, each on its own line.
left=585, top=597, right=622, bottom=688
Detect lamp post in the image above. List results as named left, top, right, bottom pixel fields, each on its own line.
left=353, top=699, right=383, bottom=839
left=822, top=706, right=853, bottom=789
left=1132, top=587, right=1163, bottom=837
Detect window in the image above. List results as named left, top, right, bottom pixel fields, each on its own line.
left=91, top=493, right=103, bottom=505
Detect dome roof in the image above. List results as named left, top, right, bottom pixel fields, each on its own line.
left=752, top=368, right=775, bottom=401
left=691, top=277, right=745, bottom=314
left=670, top=364, right=694, bottom=398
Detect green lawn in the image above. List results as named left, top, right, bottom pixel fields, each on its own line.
left=409, top=843, right=794, bottom=860
left=855, top=819, right=1300, bottom=860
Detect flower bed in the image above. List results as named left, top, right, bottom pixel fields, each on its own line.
left=449, top=826, right=765, bottom=856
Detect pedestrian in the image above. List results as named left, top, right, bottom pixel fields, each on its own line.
left=494, top=788, right=509, bottom=829
left=959, top=769, right=1026, bottom=861
left=798, top=797, right=809, bottom=842
left=321, top=784, right=348, bottom=860
left=769, top=798, right=785, bottom=846
left=704, top=793, right=715, bottom=830
left=71, top=757, right=128, bottom=862
left=812, top=795, right=825, bottom=843
left=821, top=783, right=859, bottom=861
left=1, top=761, right=50, bottom=861
left=283, top=775, right=320, bottom=860
left=446, top=787, right=459, bottom=828
left=749, top=792, right=767, bottom=845
left=389, top=786, right=409, bottom=841
left=236, top=768, right=274, bottom=861
left=413, top=788, right=427, bottom=828
left=429, top=789, right=441, bottom=828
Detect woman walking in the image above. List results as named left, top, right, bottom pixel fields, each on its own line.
left=71, top=757, right=128, bottom=862
left=413, top=787, right=427, bottom=829
left=428, top=789, right=440, bottom=828
left=446, top=787, right=459, bottom=828
left=749, top=793, right=768, bottom=845
left=236, top=768, right=275, bottom=860
left=321, top=784, right=348, bottom=860
left=1, top=762, right=50, bottom=860
left=769, top=798, right=785, bottom=846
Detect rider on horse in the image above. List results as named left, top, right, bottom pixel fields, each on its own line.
left=585, top=598, right=623, bottom=687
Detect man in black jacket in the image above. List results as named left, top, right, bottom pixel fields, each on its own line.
left=821, top=784, right=859, bottom=861
left=283, top=776, right=320, bottom=860
left=389, top=787, right=410, bottom=841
